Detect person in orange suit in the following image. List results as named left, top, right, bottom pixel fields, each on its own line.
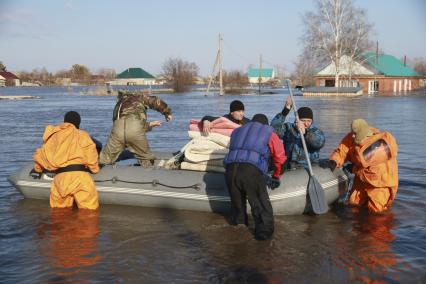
left=33, top=111, right=100, bottom=209
left=321, top=119, right=398, bottom=213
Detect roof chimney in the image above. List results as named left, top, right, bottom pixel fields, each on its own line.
left=404, top=55, right=407, bottom=67
left=375, top=41, right=379, bottom=65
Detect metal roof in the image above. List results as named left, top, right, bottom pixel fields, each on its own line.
left=363, top=52, right=419, bottom=77
left=248, top=68, right=274, bottom=78
left=117, top=68, right=155, bottom=79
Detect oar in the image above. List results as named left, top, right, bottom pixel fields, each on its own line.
left=286, top=79, right=328, bottom=214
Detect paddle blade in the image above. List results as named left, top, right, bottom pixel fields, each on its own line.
left=308, top=176, right=328, bottom=214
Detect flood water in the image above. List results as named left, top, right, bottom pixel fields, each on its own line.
left=0, top=86, right=425, bottom=283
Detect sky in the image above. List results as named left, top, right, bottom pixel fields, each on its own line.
left=0, top=0, right=425, bottom=76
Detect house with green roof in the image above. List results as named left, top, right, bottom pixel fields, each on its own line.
left=315, top=53, right=422, bottom=94
left=247, top=68, right=275, bottom=84
left=109, top=67, right=157, bottom=86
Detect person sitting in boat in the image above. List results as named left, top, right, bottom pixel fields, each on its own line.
left=270, top=96, right=325, bottom=170
left=32, top=111, right=100, bottom=209
left=321, top=119, right=398, bottom=213
left=224, top=113, right=286, bottom=241
left=99, top=90, right=172, bottom=167
left=201, top=100, right=250, bottom=135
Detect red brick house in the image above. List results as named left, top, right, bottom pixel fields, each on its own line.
left=315, top=53, right=423, bottom=94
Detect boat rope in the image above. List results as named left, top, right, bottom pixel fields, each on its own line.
left=93, top=177, right=201, bottom=190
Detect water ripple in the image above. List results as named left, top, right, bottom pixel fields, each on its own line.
left=0, top=88, right=425, bottom=282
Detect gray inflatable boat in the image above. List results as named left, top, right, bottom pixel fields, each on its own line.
left=8, top=153, right=348, bottom=215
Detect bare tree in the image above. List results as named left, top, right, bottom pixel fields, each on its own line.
left=162, top=57, right=199, bottom=92
left=98, top=68, right=116, bottom=81
left=410, top=57, right=426, bottom=76
left=222, top=70, right=249, bottom=94
left=301, top=0, right=373, bottom=87
left=274, top=64, right=287, bottom=82
left=0, top=61, right=6, bottom=71
left=71, top=64, right=91, bottom=83
left=292, top=50, right=317, bottom=87
left=19, top=67, right=55, bottom=85
left=55, top=69, right=72, bottom=78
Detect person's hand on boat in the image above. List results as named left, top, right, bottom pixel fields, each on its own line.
left=29, top=168, right=41, bottom=179
left=284, top=96, right=293, bottom=110
left=267, top=175, right=281, bottom=190
left=319, top=159, right=337, bottom=171
left=165, top=114, right=173, bottom=122
left=203, top=120, right=212, bottom=135
left=149, top=121, right=162, bottom=128
left=343, top=163, right=353, bottom=173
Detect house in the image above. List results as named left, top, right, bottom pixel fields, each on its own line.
left=315, top=53, right=422, bottom=94
left=0, top=75, right=5, bottom=87
left=0, top=71, right=20, bottom=86
left=248, top=68, right=274, bottom=84
left=109, top=68, right=156, bottom=86
left=154, top=75, right=168, bottom=85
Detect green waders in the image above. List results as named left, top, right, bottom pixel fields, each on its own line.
left=99, top=116, right=155, bottom=167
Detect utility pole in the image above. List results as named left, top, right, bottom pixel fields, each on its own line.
left=219, top=33, right=223, bottom=96
left=205, top=34, right=224, bottom=96
left=258, top=54, right=262, bottom=95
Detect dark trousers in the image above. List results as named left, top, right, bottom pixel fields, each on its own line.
left=225, top=163, right=274, bottom=240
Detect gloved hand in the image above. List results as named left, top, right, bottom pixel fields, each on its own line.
left=343, top=163, right=353, bottom=173
left=29, top=168, right=41, bottom=179
left=267, top=176, right=281, bottom=190
left=319, top=159, right=337, bottom=171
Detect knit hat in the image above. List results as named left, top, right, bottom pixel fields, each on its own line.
left=252, top=113, right=268, bottom=125
left=64, top=111, right=81, bottom=129
left=351, top=119, right=373, bottom=144
left=297, top=107, right=313, bottom=120
left=230, top=100, right=245, bottom=112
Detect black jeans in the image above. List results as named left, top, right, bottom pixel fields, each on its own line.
left=225, top=163, right=274, bottom=240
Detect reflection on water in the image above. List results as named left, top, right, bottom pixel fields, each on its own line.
left=333, top=208, right=399, bottom=283
left=36, top=209, right=101, bottom=282
left=0, top=87, right=425, bottom=282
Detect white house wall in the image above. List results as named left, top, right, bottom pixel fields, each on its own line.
left=317, top=55, right=375, bottom=76
left=248, top=76, right=274, bottom=84
left=109, top=78, right=157, bottom=86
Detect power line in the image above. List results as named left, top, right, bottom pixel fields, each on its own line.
left=222, top=38, right=254, bottom=66
left=220, top=37, right=282, bottom=69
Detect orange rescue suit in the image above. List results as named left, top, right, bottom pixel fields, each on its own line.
left=330, top=128, right=398, bottom=213
left=33, top=123, right=100, bottom=209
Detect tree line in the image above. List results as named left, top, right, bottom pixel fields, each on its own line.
left=0, top=59, right=253, bottom=93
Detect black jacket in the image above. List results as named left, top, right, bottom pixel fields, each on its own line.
left=201, top=114, right=250, bottom=125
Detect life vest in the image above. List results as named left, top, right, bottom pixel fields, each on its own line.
left=224, top=122, right=273, bottom=174
left=353, top=131, right=396, bottom=168
left=353, top=131, right=398, bottom=188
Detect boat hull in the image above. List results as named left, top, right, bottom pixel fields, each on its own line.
left=8, top=157, right=348, bottom=215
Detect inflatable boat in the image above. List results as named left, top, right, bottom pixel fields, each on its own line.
left=8, top=153, right=348, bottom=215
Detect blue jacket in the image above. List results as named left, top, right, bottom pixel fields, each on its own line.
left=224, top=122, right=273, bottom=175
left=271, top=111, right=325, bottom=167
